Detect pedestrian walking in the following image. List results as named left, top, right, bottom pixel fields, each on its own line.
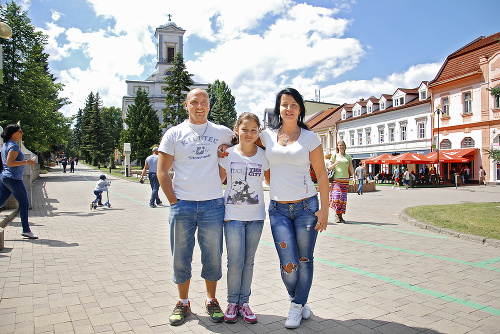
left=393, top=167, right=401, bottom=189
left=140, top=147, right=162, bottom=208
left=403, top=168, right=411, bottom=189
left=479, top=166, right=486, bottom=185
left=328, top=140, right=354, bottom=223
left=354, top=162, right=365, bottom=195
left=218, top=112, right=270, bottom=324
left=157, top=88, right=234, bottom=326
left=0, top=124, right=38, bottom=239
left=61, top=157, right=67, bottom=173
left=69, top=157, right=75, bottom=173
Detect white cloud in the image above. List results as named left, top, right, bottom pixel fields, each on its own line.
left=318, top=63, right=442, bottom=104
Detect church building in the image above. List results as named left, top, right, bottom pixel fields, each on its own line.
left=121, top=17, right=208, bottom=125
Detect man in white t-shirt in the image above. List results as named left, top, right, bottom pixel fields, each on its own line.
left=354, top=162, right=365, bottom=195
left=140, top=147, right=161, bottom=208
left=157, top=88, right=233, bottom=326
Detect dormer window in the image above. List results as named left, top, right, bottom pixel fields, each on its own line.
left=367, top=105, right=372, bottom=113
left=420, top=90, right=427, bottom=100
left=393, top=96, right=404, bottom=107
left=341, top=111, right=346, bottom=120
left=380, top=101, right=385, bottom=110
left=353, top=106, right=361, bottom=117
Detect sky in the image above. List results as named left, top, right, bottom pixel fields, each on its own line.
left=11, top=0, right=500, bottom=120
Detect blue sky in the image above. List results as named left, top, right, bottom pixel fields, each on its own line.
left=11, top=0, right=500, bottom=119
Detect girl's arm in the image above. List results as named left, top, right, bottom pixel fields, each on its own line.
left=310, top=146, right=329, bottom=232
left=219, top=165, right=227, bottom=184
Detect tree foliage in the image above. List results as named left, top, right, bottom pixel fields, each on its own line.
left=0, top=1, right=70, bottom=160
left=122, top=88, right=161, bottom=167
left=485, top=149, right=500, bottom=163
left=207, top=79, right=237, bottom=128
left=162, top=51, right=194, bottom=128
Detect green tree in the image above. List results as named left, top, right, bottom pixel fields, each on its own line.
left=207, top=79, right=237, bottom=128
left=485, top=149, right=500, bottom=163
left=0, top=1, right=70, bottom=164
left=80, top=92, right=105, bottom=165
left=101, top=106, right=123, bottom=162
left=122, top=88, right=161, bottom=167
left=162, top=51, right=194, bottom=128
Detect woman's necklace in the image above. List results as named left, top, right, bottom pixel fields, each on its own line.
left=188, top=122, right=209, bottom=143
left=279, top=126, right=300, bottom=146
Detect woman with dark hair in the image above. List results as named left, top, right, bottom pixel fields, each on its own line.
left=259, top=87, right=329, bottom=329
left=0, top=124, right=38, bottom=239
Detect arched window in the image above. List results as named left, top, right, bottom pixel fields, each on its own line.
left=165, top=70, right=172, bottom=76
left=494, top=134, right=500, bottom=144
left=440, top=139, right=452, bottom=149
left=461, top=137, right=475, bottom=148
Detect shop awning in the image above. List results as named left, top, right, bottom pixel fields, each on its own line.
left=385, top=152, right=435, bottom=164
left=425, top=148, right=477, bottom=163
left=363, top=153, right=395, bottom=164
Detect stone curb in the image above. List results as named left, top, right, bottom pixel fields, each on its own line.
left=0, top=208, right=18, bottom=250
left=399, top=208, right=500, bottom=248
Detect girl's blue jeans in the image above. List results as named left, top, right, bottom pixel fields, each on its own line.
left=268, top=195, right=319, bottom=306
left=224, top=219, right=264, bottom=305
left=0, top=175, right=31, bottom=233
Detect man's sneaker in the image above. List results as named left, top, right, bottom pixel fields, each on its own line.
left=90, top=202, right=94, bottom=210
left=21, top=232, right=38, bottom=239
left=302, top=304, right=311, bottom=319
left=224, top=303, right=238, bottom=323
left=205, top=298, right=224, bottom=323
left=285, top=302, right=303, bottom=329
left=150, top=204, right=156, bottom=208
left=169, top=301, right=190, bottom=326
left=239, top=303, right=258, bottom=324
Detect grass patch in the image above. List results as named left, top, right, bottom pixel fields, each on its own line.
left=406, top=203, right=500, bottom=240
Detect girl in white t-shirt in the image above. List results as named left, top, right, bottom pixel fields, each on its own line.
left=218, top=112, right=270, bottom=324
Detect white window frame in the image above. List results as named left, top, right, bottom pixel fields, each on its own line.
left=442, top=97, right=450, bottom=116
left=463, top=91, right=472, bottom=114
left=365, top=128, right=371, bottom=145
left=357, top=131, right=363, bottom=146
left=380, top=101, right=385, bottom=110
left=420, top=90, right=427, bottom=100
left=418, top=122, right=425, bottom=139
left=350, top=131, right=355, bottom=147
left=388, top=127, right=395, bottom=142
left=400, top=125, right=407, bottom=141
left=378, top=127, right=384, bottom=143
left=320, top=135, right=327, bottom=150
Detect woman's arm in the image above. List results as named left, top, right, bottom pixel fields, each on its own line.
left=6, top=151, right=36, bottom=167
left=310, top=146, right=329, bottom=232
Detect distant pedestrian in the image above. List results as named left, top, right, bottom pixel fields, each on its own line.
left=61, top=157, right=67, bottom=173
left=328, top=140, right=354, bottom=223
left=140, top=147, right=162, bottom=208
left=0, top=124, right=38, bottom=239
left=354, top=162, right=365, bottom=195
left=69, top=157, right=75, bottom=173
left=392, top=167, right=400, bottom=189
left=403, top=168, right=411, bottom=189
left=464, top=165, right=470, bottom=184
left=479, top=166, right=486, bottom=185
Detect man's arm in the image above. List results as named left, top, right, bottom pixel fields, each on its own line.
left=157, top=152, right=177, bottom=204
left=140, top=162, right=149, bottom=179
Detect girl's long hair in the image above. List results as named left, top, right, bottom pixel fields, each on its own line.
left=231, top=112, right=261, bottom=145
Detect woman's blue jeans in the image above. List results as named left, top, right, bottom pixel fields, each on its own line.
left=224, top=219, right=264, bottom=305
left=268, top=195, right=319, bottom=306
left=0, top=175, right=31, bottom=233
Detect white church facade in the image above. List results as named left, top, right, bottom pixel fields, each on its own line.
left=121, top=18, right=208, bottom=125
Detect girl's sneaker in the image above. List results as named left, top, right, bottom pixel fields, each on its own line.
left=224, top=303, right=238, bottom=323
left=285, top=302, right=303, bottom=329
left=238, top=303, right=257, bottom=324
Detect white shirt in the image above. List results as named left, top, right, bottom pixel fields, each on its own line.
left=159, top=120, right=233, bottom=201
left=260, top=128, right=321, bottom=201
left=219, top=146, right=269, bottom=221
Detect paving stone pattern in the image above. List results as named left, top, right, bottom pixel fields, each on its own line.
left=0, top=164, right=499, bottom=333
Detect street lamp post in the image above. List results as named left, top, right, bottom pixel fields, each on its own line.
left=435, top=105, right=441, bottom=183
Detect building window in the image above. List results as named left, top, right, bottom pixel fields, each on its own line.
left=167, top=47, right=175, bottom=62
left=380, top=101, right=385, bottom=110
left=400, top=125, right=407, bottom=141
left=339, top=133, right=344, bottom=143
left=461, top=137, right=475, bottom=148
left=358, top=132, right=363, bottom=146
left=366, top=129, right=371, bottom=145
left=320, top=136, right=327, bottom=150
left=350, top=132, right=355, bottom=146
left=442, top=97, right=450, bottom=116
left=329, top=133, right=335, bottom=151
left=418, top=122, right=425, bottom=139
left=341, top=112, right=346, bottom=120
left=389, top=127, right=395, bottom=142
left=495, top=94, right=500, bottom=109
left=378, top=128, right=384, bottom=143
left=463, top=92, right=472, bottom=114
left=368, top=105, right=372, bottom=113
left=440, top=139, right=452, bottom=149
left=420, top=90, right=427, bottom=100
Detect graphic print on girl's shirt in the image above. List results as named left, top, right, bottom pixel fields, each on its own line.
left=227, top=162, right=262, bottom=205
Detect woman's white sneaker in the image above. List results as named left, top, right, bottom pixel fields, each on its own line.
left=21, top=232, right=38, bottom=239
left=302, top=303, right=311, bottom=319
left=285, top=302, right=302, bottom=329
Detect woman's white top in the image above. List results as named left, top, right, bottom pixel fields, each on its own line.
left=260, top=128, right=321, bottom=201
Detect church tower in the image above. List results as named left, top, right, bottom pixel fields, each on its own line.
left=122, top=16, right=207, bottom=126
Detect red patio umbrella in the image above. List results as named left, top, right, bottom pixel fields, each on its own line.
left=363, top=153, right=395, bottom=164
left=386, top=152, right=434, bottom=164
left=425, top=152, right=470, bottom=163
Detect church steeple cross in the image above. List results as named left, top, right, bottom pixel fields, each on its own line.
left=168, top=14, right=172, bottom=21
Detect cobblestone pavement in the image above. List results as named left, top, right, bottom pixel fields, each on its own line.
left=1, top=164, right=499, bottom=333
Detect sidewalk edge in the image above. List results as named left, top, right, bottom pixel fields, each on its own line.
left=399, top=209, right=500, bottom=248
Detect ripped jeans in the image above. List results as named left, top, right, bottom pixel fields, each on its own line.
left=268, top=195, right=319, bottom=306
